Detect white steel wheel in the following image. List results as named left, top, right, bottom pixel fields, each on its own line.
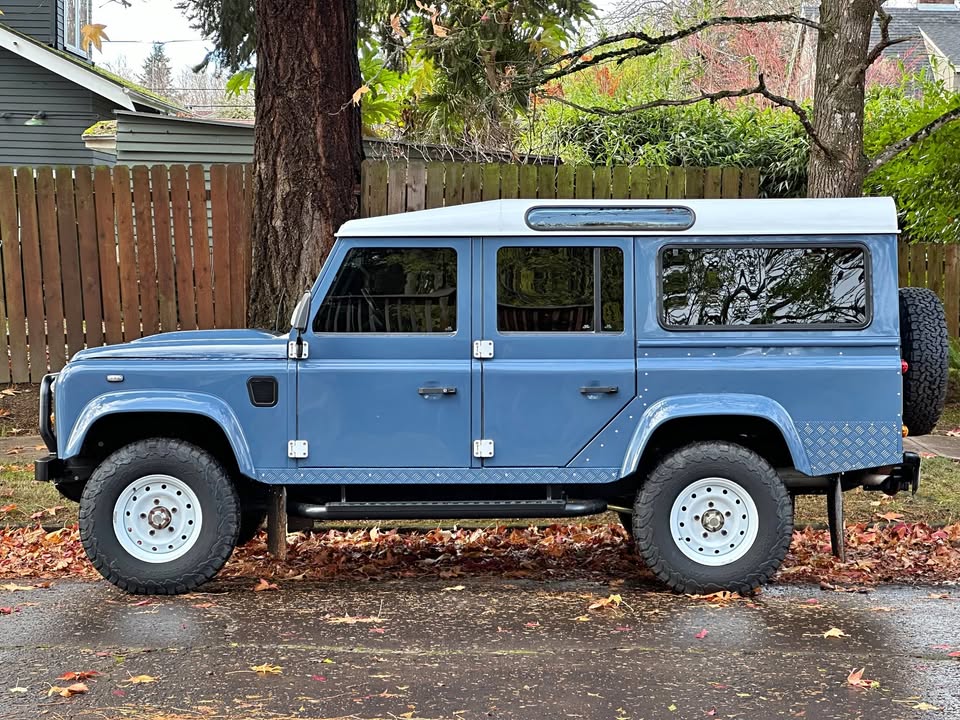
left=113, top=474, right=203, bottom=563
left=669, top=477, right=759, bottom=566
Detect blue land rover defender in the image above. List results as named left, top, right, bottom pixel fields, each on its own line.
left=36, top=199, right=947, bottom=595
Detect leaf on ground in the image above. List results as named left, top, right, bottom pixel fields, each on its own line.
left=250, top=663, right=282, bottom=675
left=823, top=627, right=848, bottom=639
left=876, top=512, right=904, bottom=521
left=49, top=682, right=88, bottom=697
left=311, top=675, right=326, bottom=682
left=192, top=602, right=216, bottom=609
left=0, top=584, right=37, bottom=592
left=846, top=668, right=878, bottom=689
left=694, top=628, right=708, bottom=639
left=327, top=615, right=380, bottom=624
left=913, top=702, right=940, bottom=711
left=8, top=686, right=27, bottom=693
left=57, top=671, right=100, bottom=681
left=125, top=674, right=157, bottom=684
left=441, top=585, right=465, bottom=592
left=947, top=651, right=960, bottom=658
left=0, top=504, right=16, bottom=513
left=870, top=606, right=894, bottom=612
left=588, top=593, right=622, bottom=610
left=253, top=578, right=278, bottom=592
left=573, top=615, right=591, bottom=622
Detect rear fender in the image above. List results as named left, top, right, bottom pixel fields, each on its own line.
left=619, top=394, right=811, bottom=477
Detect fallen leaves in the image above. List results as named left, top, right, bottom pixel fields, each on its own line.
left=327, top=615, right=381, bottom=624
left=48, top=682, right=88, bottom=697
left=0, top=583, right=41, bottom=592
left=250, top=663, right=282, bottom=675
left=588, top=594, right=622, bottom=611
left=124, top=674, right=157, bottom=685
left=1, top=520, right=960, bottom=586
left=441, top=585, right=465, bottom=592
left=57, top=671, right=100, bottom=682
left=846, top=668, right=879, bottom=689
left=822, top=627, right=848, bottom=639
left=694, top=628, right=708, bottom=639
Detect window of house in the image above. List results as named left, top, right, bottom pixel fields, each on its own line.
left=496, top=246, right=624, bottom=332
left=64, top=0, right=92, bottom=55
left=313, top=247, right=457, bottom=333
left=660, top=245, right=868, bottom=328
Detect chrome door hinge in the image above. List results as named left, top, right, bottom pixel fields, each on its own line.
left=472, top=339, right=494, bottom=359
left=473, top=439, right=494, bottom=458
left=288, top=340, right=309, bottom=359
left=287, top=440, right=309, bottom=459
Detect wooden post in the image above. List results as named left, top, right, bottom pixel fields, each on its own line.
left=267, top=485, right=288, bottom=560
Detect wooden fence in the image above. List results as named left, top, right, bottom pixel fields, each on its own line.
left=0, top=160, right=760, bottom=382
left=898, top=243, right=960, bottom=338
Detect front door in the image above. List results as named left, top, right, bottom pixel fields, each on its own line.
left=479, top=238, right=635, bottom=467
left=297, top=238, right=471, bottom=468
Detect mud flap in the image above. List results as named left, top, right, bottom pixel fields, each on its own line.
left=827, top=477, right=845, bottom=562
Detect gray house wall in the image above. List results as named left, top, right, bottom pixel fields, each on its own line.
left=0, top=0, right=56, bottom=45
left=116, top=113, right=254, bottom=166
left=0, top=48, right=117, bottom=165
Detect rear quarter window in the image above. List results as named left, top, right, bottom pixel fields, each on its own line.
left=660, top=245, right=869, bottom=329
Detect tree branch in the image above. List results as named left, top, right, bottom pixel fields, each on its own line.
left=535, top=74, right=836, bottom=161
left=864, top=0, right=918, bottom=69
left=538, top=14, right=823, bottom=83
left=868, top=105, right=960, bottom=172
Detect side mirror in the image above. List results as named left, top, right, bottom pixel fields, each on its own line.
left=289, top=291, right=311, bottom=333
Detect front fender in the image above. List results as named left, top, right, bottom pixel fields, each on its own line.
left=619, top=394, right=811, bottom=477
left=62, top=390, right=256, bottom=477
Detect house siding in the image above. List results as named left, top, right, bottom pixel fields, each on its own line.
left=0, top=0, right=56, bottom=45
left=115, top=114, right=254, bottom=166
left=0, top=48, right=118, bottom=165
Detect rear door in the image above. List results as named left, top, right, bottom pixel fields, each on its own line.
left=479, top=238, right=635, bottom=467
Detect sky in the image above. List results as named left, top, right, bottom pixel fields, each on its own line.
left=94, top=0, right=622, bottom=73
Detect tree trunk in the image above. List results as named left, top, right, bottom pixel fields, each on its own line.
left=248, top=0, right=362, bottom=328
left=806, top=0, right=873, bottom=198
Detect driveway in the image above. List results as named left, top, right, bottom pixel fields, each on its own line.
left=1, top=578, right=958, bottom=719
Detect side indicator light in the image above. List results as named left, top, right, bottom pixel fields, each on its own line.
left=902, top=425, right=909, bottom=438
left=901, top=360, right=909, bottom=374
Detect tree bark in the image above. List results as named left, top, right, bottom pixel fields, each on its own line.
left=806, top=0, right=874, bottom=197
left=249, top=0, right=362, bottom=328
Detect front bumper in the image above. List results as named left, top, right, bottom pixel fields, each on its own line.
left=39, top=373, right=57, bottom=453
left=34, top=454, right=64, bottom=483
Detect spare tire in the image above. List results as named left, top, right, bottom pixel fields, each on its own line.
left=899, top=287, right=949, bottom=436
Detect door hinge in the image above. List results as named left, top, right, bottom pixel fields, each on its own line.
left=473, top=339, right=494, bottom=359
left=287, top=440, right=309, bottom=459
left=473, top=439, right=495, bottom=458
left=288, top=339, right=309, bottom=359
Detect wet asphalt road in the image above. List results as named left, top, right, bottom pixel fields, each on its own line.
left=1, top=579, right=959, bottom=720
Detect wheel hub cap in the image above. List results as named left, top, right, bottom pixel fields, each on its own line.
left=669, top=477, right=760, bottom=567
left=701, top=508, right=724, bottom=532
left=113, top=474, right=203, bottom=564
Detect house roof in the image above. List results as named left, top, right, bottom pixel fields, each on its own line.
left=0, top=23, right=183, bottom=113
left=337, top=197, right=899, bottom=238
left=800, top=5, right=960, bottom=76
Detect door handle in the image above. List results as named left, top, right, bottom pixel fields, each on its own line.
left=418, top=386, right=457, bottom=396
left=580, top=386, right=618, bottom=395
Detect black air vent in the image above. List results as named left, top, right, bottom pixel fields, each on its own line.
left=247, top=377, right=278, bottom=407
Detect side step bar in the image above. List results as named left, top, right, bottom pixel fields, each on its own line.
left=288, top=498, right=608, bottom=521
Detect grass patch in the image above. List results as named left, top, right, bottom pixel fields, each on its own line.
left=795, top=455, right=960, bottom=527
left=0, top=465, right=75, bottom=525
left=2, top=456, right=959, bottom=531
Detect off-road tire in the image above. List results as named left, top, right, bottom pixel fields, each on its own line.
left=899, top=287, right=948, bottom=436
left=79, top=438, right=240, bottom=595
left=633, top=441, right=793, bottom=594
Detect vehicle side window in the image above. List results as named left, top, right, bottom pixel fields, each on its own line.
left=313, top=247, right=457, bottom=333
left=496, top=246, right=624, bottom=333
left=661, top=245, right=868, bottom=328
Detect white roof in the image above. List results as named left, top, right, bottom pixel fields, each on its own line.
left=338, top=197, right=899, bottom=237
